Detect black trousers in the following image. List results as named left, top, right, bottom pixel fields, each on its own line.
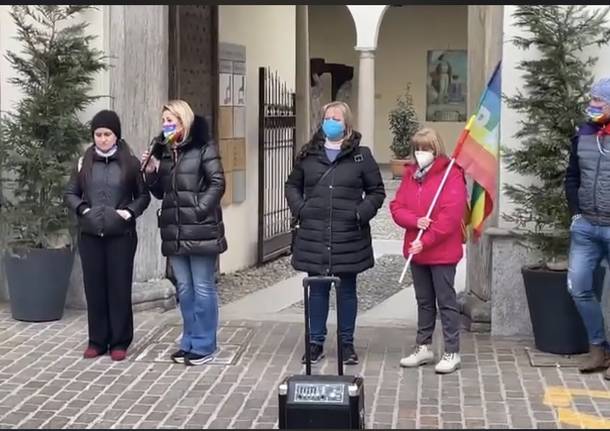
left=79, top=231, right=138, bottom=352
left=411, top=263, right=460, bottom=353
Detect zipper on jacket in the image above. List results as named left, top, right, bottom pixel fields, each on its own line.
left=171, top=148, right=182, bottom=249
left=593, top=151, right=602, bottom=214
left=327, top=167, right=337, bottom=275
left=101, top=157, right=110, bottom=237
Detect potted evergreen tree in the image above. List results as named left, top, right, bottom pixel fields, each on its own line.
left=388, top=83, right=420, bottom=178
left=503, top=5, right=610, bottom=354
left=0, top=6, right=106, bottom=321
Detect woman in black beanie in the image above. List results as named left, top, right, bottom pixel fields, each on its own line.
left=64, top=109, right=150, bottom=361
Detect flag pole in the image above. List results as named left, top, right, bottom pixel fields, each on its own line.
left=398, top=157, right=457, bottom=284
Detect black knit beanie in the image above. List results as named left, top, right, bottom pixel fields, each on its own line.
left=91, top=110, right=122, bottom=139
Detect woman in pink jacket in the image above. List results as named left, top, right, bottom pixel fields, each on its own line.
left=390, top=127, right=467, bottom=374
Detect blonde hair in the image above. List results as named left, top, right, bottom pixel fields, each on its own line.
left=162, top=99, right=194, bottom=142
left=409, top=127, right=446, bottom=159
left=320, top=101, right=354, bottom=141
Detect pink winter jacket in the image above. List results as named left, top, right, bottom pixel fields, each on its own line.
left=389, top=156, right=468, bottom=265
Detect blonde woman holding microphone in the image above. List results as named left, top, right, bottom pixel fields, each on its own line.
left=141, top=100, right=227, bottom=366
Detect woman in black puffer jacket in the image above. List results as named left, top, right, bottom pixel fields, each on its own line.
left=64, top=109, right=151, bottom=361
left=141, top=99, right=227, bottom=366
left=285, top=101, right=385, bottom=366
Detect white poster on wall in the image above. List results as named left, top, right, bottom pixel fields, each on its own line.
left=233, top=74, right=246, bottom=107
left=219, top=73, right=233, bottom=106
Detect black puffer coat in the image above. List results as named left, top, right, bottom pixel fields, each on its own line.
left=145, top=115, right=228, bottom=257
left=285, top=130, right=385, bottom=275
left=64, top=142, right=151, bottom=237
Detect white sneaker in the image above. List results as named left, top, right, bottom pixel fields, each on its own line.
left=399, top=344, right=434, bottom=368
left=435, top=352, right=461, bottom=374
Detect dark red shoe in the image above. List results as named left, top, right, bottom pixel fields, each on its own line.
left=110, top=349, right=127, bottom=361
left=83, top=346, right=103, bottom=359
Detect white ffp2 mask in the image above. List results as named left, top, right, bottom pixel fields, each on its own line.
left=414, top=151, right=434, bottom=169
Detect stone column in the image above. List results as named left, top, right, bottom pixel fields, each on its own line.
left=357, top=49, right=376, bottom=155
left=108, top=4, right=170, bottom=281
left=295, top=5, right=311, bottom=151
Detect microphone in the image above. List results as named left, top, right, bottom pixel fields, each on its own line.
left=140, top=135, right=173, bottom=173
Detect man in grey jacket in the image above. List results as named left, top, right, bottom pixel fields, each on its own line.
left=565, top=77, right=610, bottom=377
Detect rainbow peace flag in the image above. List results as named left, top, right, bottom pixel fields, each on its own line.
left=453, top=62, right=501, bottom=240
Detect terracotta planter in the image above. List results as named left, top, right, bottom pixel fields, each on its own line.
left=390, top=159, right=409, bottom=179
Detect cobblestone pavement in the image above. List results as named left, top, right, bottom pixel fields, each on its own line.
left=1, top=305, right=610, bottom=429
left=4, top=169, right=605, bottom=429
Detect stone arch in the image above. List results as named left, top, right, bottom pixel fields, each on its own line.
left=346, top=5, right=390, bottom=51
left=307, top=6, right=358, bottom=135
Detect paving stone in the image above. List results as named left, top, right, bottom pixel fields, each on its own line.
left=119, top=414, right=141, bottom=425
left=443, top=422, right=464, bottom=429
left=232, top=419, right=255, bottom=429
left=536, top=421, right=558, bottom=429
left=32, top=410, right=55, bottom=420
left=144, top=411, right=167, bottom=422
left=20, top=419, right=46, bottom=428
left=45, top=417, right=71, bottom=428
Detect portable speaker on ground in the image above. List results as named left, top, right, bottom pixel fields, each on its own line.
left=278, top=276, right=366, bottom=429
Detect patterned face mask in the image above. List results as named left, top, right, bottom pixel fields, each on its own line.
left=586, top=105, right=607, bottom=123
left=163, top=124, right=177, bottom=138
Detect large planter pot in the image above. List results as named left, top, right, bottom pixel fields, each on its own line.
left=4, top=247, right=75, bottom=322
left=390, top=159, right=409, bottom=179
left=522, top=265, right=605, bottom=355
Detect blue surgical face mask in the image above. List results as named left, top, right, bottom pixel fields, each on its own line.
left=322, top=118, right=345, bottom=141
left=163, top=124, right=177, bottom=138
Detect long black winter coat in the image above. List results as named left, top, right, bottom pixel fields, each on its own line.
left=64, top=142, right=151, bottom=237
left=145, top=115, right=228, bottom=257
left=285, top=130, right=386, bottom=275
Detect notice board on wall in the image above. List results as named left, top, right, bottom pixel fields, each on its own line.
left=218, top=42, right=246, bottom=206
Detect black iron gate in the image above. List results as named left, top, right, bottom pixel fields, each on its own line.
left=258, top=67, right=296, bottom=265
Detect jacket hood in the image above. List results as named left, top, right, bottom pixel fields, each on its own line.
left=183, top=114, right=210, bottom=149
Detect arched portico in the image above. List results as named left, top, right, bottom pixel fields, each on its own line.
left=346, top=5, right=389, bottom=156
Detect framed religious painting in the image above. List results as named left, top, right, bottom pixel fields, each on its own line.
left=426, top=49, right=467, bottom=122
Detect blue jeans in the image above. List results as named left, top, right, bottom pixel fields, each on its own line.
left=307, top=273, right=357, bottom=346
left=568, top=216, right=609, bottom=347
left=169, top=255, right=219, bottom=356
